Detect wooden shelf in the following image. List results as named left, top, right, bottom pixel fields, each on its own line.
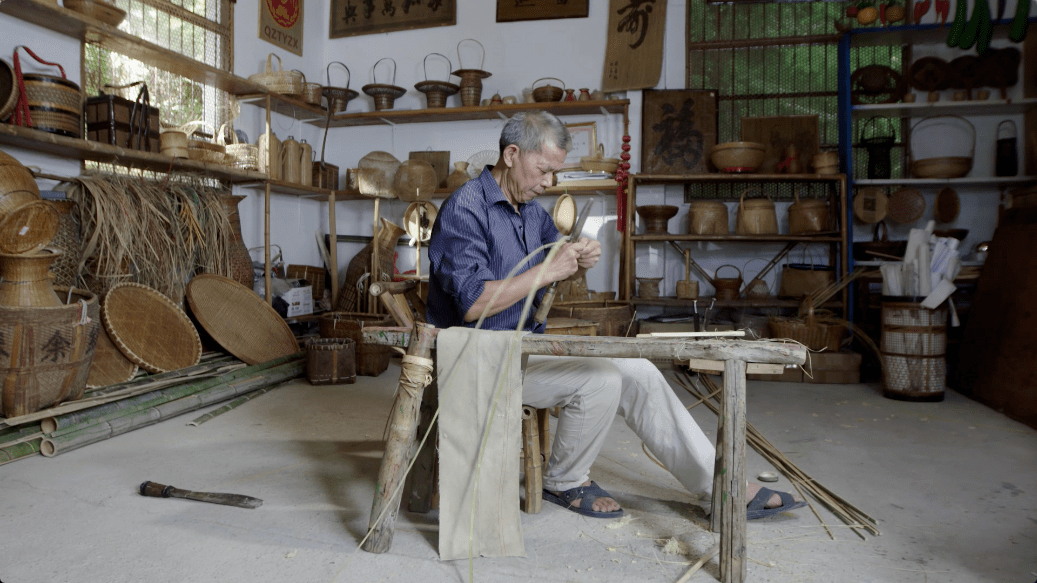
left=847, top=17, right=1037, bottom=47
left=0, top=124, right=267, bottom=183
left=236, top=179, right=363, bottom=201
left=853, top=98, right=1037, bottom=119
left=632, top=173, right=846, bottom=185
left=632, top=233, right=842, bottom=243
left=307, top=100, right=629, bottom=128
left=237, top=94, right=328, bottom=122
left=854, top=176, right=1037, bottom=187
left=629, top=297, right=844, bottom=309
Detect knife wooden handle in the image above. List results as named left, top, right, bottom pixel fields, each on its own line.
left=140, top=481, right=176, bottom=498
left=533, top=283, right=558, bottom=325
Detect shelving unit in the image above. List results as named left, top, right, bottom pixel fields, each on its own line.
left=620, top=173, right=850, bottom=313
left=308, top=100, right=628, bottom=128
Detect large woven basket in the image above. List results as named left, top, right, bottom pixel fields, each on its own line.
left=305, top=337, right=356, bottom=385
left=319, top=312, right=394, bottom=377
left=249, top=53, right=303, bottom=96
left=48, top=199, right=82, bottom=288
left=23, top=73, right=82, bottom=138
left=881, top=300, right=947, bottom=401
left=0, top=287, right=99, bottom=418
left=687, top=201, right=729, bottom=235
left=101, top=282, right=202, bottom=373
left=547, top=300, right=635, bottom=337
left=767, top=300, right=845, bottom=352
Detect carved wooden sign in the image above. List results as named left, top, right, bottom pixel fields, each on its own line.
left=602, top=0, right=667, bottom=92
left=496, top=0, right=589, bottom=22
left=260, top=0, right=304, bottom=56
left=330, top=0, right=456, bottom=39
left=641, top=89, right=717, bottom=175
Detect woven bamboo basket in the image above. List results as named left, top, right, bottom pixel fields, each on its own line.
left=22, top=73, right=82, bottom=138
left=286, top=264, right=326, bottom=300
left=187, top=123, right=227, bottom=165
left=0, top=199, right=58, bottom=255
left=335, top=218, right=405, bottom=313
left=249, top=53, right=303, bottom=96
left=362, top=58, right=406, bottom=112
left=881, top=300, right=947, bottom=401
left=293, top=70, right=323, bottom=106
left=532, top=77, right=565, bottom=102
left=322, top=62, right=359, bottom=114
left=788, top=191, right=829, bottom=235
left=319, top=312, right=394, bottom=377
left=735, top=190, right=778, bottom=235
left=452, top=39, right=491, bottom=107
left=767, top=299, right=845, bottom=351
left=101, top=282, right=202, bottom=374
left=0, top=287, right=99, bottom=418
left=222, top=127, right=259, bottom=171
left=547, top=300, right=635, bottom=337
left=687, top=200, right=729, bottom=235
left=63, top=0, right=127, bottom=27
left=86, top=325, right=138, bottom=389
left=0, top=58, right=18, bottom=121
left=160, top=121, right=205, bottom=159
left=414, top=53, right=459, bottom=109
left=0, top=150, right=39, bottom=196
left=305, top=337, right=356, bottom=385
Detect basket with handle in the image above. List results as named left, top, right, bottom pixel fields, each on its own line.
left=293, top=69, right=323, bottom=106
left=767, top=297, right=845, bottom=351
left=788, top=189, right=830, bottom=234
left=859, top=116, right=895, bottom=180
left=11, top=46, right=82, bottom=138
left=687, top=200, right=728, bottom=235
left=248, top=53, right=303, bottom=96
left=221, top=126, right=259, bottom=171
left=452, top=39, right=491, bottom=107
left=712, top=264, right=742, bottom=300
left=362, top=58, right=406, bottom=111
left=735, top=188, right=778, bottom=235
left=909, top=115, right=975, bottom=179
left=160, top=120, right=205, bottom=159
left=322, top=62, right=358, bottom=114
left=532, top=77, right=565, bottom=102
left=414, top=53, right=459, bottom=109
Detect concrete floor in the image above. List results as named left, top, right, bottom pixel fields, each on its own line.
left=1, top=362, right=1035, bottom=583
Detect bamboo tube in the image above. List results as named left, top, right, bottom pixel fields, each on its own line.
left=370, top=198, right=381, bottom=314
left=0, top=425, right=43, bottom=446
left=521, top=406, right=542, bottom=514
left=362, top=321, right=437, bottom=554
left=0, top=438, right=42, bottom=465
left=40, top=361, right=303, bottom=457
left=187, top=383, right=285, bottom=427
left=41, top=353, right=302, bottom=439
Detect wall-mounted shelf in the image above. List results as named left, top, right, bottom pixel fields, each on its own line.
left=307, top=100, right=629, bottom=128
left=237, top=94, right=327, bottom=122
left=631, top=233, right=842, bottom=243
left=852, top=98, right=1037, bottom=119
left=855, top=176, right=1037, bottom=187
left=238, top=179, right=353, bottom=200
left=0, top=124, right=267, bottom=183
left=629, top=297, right=842, bottom=309
left=632, top=173, right=847, bottom=185
left=846, top=17, right=1037, bottom=47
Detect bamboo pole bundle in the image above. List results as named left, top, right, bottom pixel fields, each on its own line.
left=0, top=425, right=43, bottom=446
left=38, top=354, right=302, bottom=444
left=40, top=359, right=303, bottom=457
left=0, top=438, right=42, bottom=465
left=674, top=370, right=880, bottom=539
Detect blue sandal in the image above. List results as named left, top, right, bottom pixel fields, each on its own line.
left=746, top=486, right=806, bottom=520
left=543, top=481, right=624, bottom=518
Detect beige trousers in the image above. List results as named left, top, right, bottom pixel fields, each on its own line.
left=523, top=356, right=717, bottom=496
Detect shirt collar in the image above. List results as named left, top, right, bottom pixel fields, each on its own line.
left=478, top=165, right=523, bottom=212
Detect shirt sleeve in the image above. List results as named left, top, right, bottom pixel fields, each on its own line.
left=430, top=197, right=498, bottom=320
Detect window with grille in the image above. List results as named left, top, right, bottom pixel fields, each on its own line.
left=82, top=0, right=234, bottom=140
left=684, top=1, right=903, bottom=199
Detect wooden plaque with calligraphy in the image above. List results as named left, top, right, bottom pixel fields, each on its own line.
left=496, top=0, right=589, bottom=22
left=330, top=0, right=456, bottom=39
left=740, top=115, right=820, bottom=175
left=602, top=0, right=666, bottom=92
left=641, top=89, right=717, bottom=175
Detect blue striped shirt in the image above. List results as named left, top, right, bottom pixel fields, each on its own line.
left=426, top=166, right=559, bottom=333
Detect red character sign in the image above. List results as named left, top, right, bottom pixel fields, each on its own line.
left=266, top=0, right=300, bottom=29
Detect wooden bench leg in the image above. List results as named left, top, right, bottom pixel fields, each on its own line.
left=712, top=360, right=747, bottom=583
left=536, top=407, right=551, bottom=462
left=405, top=378, right=438, bottom=513
left=521, top=406, right=543, bottom=514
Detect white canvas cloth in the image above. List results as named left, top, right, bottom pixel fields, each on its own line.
left=437, top=327, right=525, bottom=560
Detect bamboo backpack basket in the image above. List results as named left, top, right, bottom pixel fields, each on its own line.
left=735, top=189, right=778, bottom=235
left=249, top=53, right=303, bottom=96
left=11, top=46, right=82, bottom=138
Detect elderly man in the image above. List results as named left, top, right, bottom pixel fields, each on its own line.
left=426, top=111, right=802, bottom=519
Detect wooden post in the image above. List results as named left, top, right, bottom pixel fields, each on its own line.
left=718, top=359, right=748, bottom=583
left=328, top=190, right=338, bottom=303
left=264, top=94, right=272, bottom=305
left=370, top=198, right=381, bottom=314
left=521, top=406, right=542, bottom=514
left=404, top=378, right=438, bottom=513
left=361, top=321, right=437, bottom=554
left=536, top=407, right=551, bottom=462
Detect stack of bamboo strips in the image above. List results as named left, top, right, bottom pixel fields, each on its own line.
left=675, top=370, right=880, bottom=539
left=804, top=267, right=867, bottom=317
left=0, top=353, right=304, bottom=464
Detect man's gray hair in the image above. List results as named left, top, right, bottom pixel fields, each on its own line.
left=499, top=111, right=573, bottom=156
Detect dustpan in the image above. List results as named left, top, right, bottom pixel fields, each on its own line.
left=358, top=151, right=400, bottom=199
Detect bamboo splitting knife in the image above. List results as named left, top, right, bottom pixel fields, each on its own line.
left=533, top=199, right=596, bottom=325
left=139, top=481, right=263, bottom=509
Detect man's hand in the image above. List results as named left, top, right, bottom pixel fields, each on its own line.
left=570, top=237, right=602, bottom=269
left=544, top=243, right=581, bottom=282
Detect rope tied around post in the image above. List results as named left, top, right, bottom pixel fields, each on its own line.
left=399, top=355, right=434, bottom=399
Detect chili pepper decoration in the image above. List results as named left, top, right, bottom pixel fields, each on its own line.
left=914, top=0, right=931, bottom=23
left=616, top=136, right=631, bottom=233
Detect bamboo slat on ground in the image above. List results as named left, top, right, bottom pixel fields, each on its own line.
left=186, top=383, right=287, bottom=427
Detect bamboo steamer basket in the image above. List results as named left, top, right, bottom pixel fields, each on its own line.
left=0, top=287, right=99, bottom=418
left=532, top=77, right=565, bottom=102
left=0, top=150, right=40, bottom=197
left=249, top=53, right=303, bottom=96
left=452, top=39, right=491, bottom=107
left=319, top=312, right=394, bottom=377
left=293, top=70, right=323, bottom=106
left=414, top=53, right=459, bottom=109
left=0, top=58, right=19, bottom=121
left=160, top=120, right=205, bottom=159
left=547, top=300, right=635, bottom=337
left=687, top=200, right=728, bottom=235
left=63, top=0, right=128, bottom=27
left=788, top=191, right=830, bottom=234
left=811, top=151, right=839, bottom=175
left=735, top=190, right=778, bottom=235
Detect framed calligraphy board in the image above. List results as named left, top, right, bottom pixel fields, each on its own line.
left=641, top=89, right=717, bottom=175
left=602, top=0, right=666, bottom=92
left=496, top=0, right=589, bottom=22
left=330, top=0, right=456, bottom=39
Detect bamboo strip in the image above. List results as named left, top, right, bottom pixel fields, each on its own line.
left=37, top=354, right=300, bottom=438
left=40, top=361, right=303, bottom=457
left=0, top=438, right=42, bottom=465
left=187, top=383, right=286, bottom=427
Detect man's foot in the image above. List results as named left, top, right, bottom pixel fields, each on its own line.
left=748, top=482, right=798, bottom=509
left=543, top=480, right=624, bottom=518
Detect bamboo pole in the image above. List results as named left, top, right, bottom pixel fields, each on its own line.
left=718, top=359, right=747, bottom=583
left=187, top=383, right=286, bottom=427
left=40, top=360, right=303, bottom=457
left=328, top=190, right=339, bottom=303
left=521, top=406, right=543, bottom=514
left=370, top=198, right=381, bottom=314
left=0, top=425, right=43, bottom=446
left=362, top=321, right=437, bottom=554
left=0, top=438, right=42, bottom=465
left=264, top=94, right=273, bottom=305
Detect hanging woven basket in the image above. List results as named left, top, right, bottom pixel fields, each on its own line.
left=451, top=39, right=491, bottom=107
left=322, top=62, right=358, bottom=114
left=414, top=53, right=459, bottom=109
left=362, top=58, right=406, bottom=112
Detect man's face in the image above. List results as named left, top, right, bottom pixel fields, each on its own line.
left=504, top=142, right=567, bottom=205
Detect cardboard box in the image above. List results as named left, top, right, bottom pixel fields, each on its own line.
left=281, top=285, right=313, bottom=317
left=802, top=351, right=862, bottom=384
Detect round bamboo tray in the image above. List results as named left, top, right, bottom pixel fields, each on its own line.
left=64, top=0, right=127, bottom=27
left=0, top=199, right=58, bottom=255
left=1, top=148, right=40, bottom=197
left=888, top=187, right=925, bottom=224
left=394, top=159, right=437, bottom=202
left=853, top=187, right=888, bottom=224
left=934, top=187, right=959, bottom=223
left=102, top=282, right=202, bottom=374
left=86, top=325, right=138, bottom=389
left=186, top=273, right=299, bottom=366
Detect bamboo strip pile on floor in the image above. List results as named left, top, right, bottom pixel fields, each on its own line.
left=674, top=369, right=880, bottom=539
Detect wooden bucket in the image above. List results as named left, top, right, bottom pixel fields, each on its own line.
left=306, top=338, right=357, bottom=385
left=319, top=311, right=394, bottom=377
left=735, top=190, right=778, bottom=235
left=881, top=300, right=946, bottom=402
left=687, top=201, right=728, bottom=235
left=788, top=191, right=829, bottom=234
left=547, top=300, right=634, bottom=337
left=0, top=287, right=99, bottom=418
